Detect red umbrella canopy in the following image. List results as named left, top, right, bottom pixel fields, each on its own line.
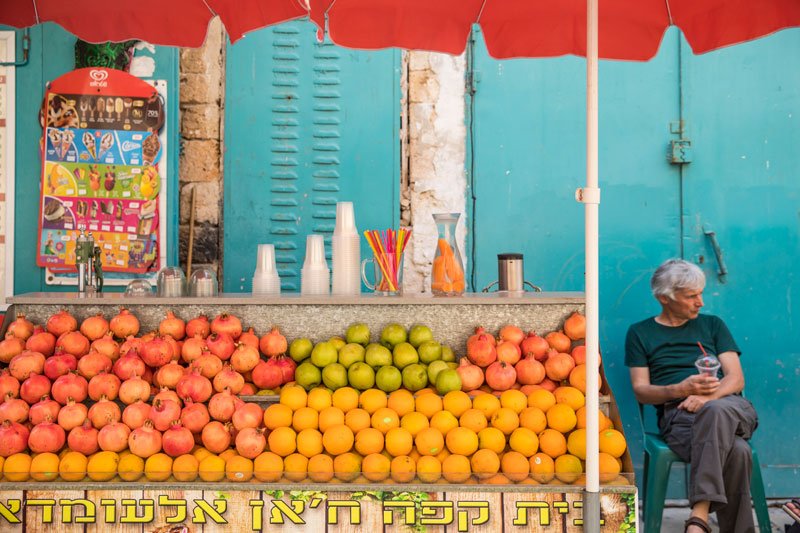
left=0, top=0, right=309, bottom=47
left=314, top=0, right=800, bottom=60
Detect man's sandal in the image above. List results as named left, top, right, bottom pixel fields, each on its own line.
left=783, top=499, right=800, bottom=523
left=684, top=516, right=712, bottom=533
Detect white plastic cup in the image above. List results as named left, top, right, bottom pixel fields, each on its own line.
left=332, top=233, right=361, bottom=295
left=252, top=271, right=281, bottom=295
left=256, top=244, right=276, bottom=273
left=334, top=201, right=357, bottom=234
left=301, top=265, right=330, bottom=295
left=304, top=234, right=327, bottom=269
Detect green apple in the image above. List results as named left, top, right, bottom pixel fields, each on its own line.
left=435, top=369, right=462, bottom=395
left=328, top=336, right=346, bottom=351
left=295, top=362, right=322, bottom=390
left=348, top=362, right=376, bottom=390
left=322, top=363, right=348, bottom=390
left=345, top=323, right=371, bottom=346
left=376, top=366, right=402, bottom=392
left=311, top=341, right=338, bottom=367
left=392, top=342, right=419, bottom=369
left=338, top=343, right=366, bottom=368
left=289, top=338, right=314, bottom=363
left=408, top=325, right=434, bottom=348
left=380, top=324, right=407, bottom=349
left=441, top=346, right=456, bottom=362
left=401, top=364, right=428, bottom=392
left=365, top=343, right=393, bottom=368
left=426, top=360, right=449, bottom=384
left=418, top=340, right=443, bottom=364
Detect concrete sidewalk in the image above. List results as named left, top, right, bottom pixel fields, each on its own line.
left=652, top=501, right=796, bottom=532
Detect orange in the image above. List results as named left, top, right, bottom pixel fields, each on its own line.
left=225, top=455, right=254, bottom=482
left=508, top=428, right=539, bottom=457
left=538, top=428, right=568, bottom=458
left=459, top=409, right=488, bottom=433
left=442, top=390, right=472, bottom=417
left=401, top=412, right=430, bottom=437
left=333, top=452, right=362, bottom=482
left=486, top=473, right=511, bottom=485
left=500, top=450, right=530, bottom=482
left=519, top=407, right=547, bottom=434
left=387, top=390, right=415, bottom=417
left=472, top=394, right=501, bottom=418
left=318, top=406, right=346, bottom=432
left=359, top=389, right=388, bottom=414
left=254, top=451, right=283, bottom=482
left=499, top=390, right=528, bottom=414
left=566, top=428, right=587, bottom=460
left=267, top=426, right=297, bottom=457
left=30, top=452, right=60, bottom=482
left=415, top=427, right=445, bottom=456
left=546, top=403, right=577, bottom=433
left=345, top=408, right=371, bottom=433
left=280, top=385, right=307, bottom=410
left=307, top=454, right=335, bottom=482
left=219, top=449, right=238, bottom=461
left=307, top=387, right=333, bottom=411
left=385, top=427, right=414, bottom=457
left=598, top=429, right=627, bottom=458
left=445, top=427, right=479, bottom=456
left=528, top=389, right=556, bottom=412
left=292, top=407, right=319, bottom=431
left=362, top=453, right=391, bottom=481
left=490, top=407, right=520, bottom=435
left=442, top=454, right=471, bottom=483
left=599, top=452, right=621, bottom=482
left=408, top=449, right=422, bottom=462
left=354, top=428, right=385, bottom=456
left=477, top=427, right=506, bottom=454
left=416, top=455, right=442, bottom=483
left=576, top=406, right=609, bottom=430
left=529, top=452, right=555, bottom=483
left=470, top=449, right=500, bottom=478
left=283, top=453, right=309, bottom=482
left=332, top=387, right=359, bottom=412
left=322, top=425, right=354, bottom=455
left=435, top=448, right=452, bottom=463
left=554, top=454, right=583, bottom=483
left=429, top=411, right=459, bottom=436
left=390, top=455, right=416, bottom=483
left=568, top=364, right=602, bottom=394
left=264, top=404, right=293, bottom=430
left=415, top=393, right=443, bottom=419
left=296, top=428, right=324, bottom=458
left=553, top=386, right=585, bottom=411
left=371, top=407, right=400, bottom=434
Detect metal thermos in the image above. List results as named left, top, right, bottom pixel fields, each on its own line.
left=497, top=253, right=524, bottom=291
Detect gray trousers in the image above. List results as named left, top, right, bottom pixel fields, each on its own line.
left=659, top=394, right=759, bottom=533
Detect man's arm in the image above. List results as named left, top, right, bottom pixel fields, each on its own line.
left=629, top=366, right=720, bottom=405
left=677, top=351, right=744, bottom=412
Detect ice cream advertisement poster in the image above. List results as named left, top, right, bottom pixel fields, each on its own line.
left=36, top=68, right=164, bottom=273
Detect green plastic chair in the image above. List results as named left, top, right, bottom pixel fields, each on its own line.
left=637, top=402, right=770, bottom=533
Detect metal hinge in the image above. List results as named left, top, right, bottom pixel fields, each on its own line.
left=467, top=71, right=481, bottom=95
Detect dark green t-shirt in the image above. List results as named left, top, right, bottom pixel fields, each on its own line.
left=624, top=314, right=740, bottom=386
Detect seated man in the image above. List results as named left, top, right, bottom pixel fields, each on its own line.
left=625, top=259, right=758, bottom=533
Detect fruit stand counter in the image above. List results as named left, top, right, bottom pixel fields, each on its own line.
left=1, top=292, right=637, bottom=533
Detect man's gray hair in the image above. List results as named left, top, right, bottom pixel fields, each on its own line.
left=651, top=259, right=705, bottom=300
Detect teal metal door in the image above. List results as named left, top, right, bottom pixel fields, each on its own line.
left=468, top=27, right=800, bottom=496
left=224, top=21, right=401, bottom=292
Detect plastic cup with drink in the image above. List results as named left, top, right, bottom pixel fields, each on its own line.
left=695, top=342, right=721, bottom=377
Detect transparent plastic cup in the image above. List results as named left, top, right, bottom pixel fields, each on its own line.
left=303, top=234, right=327, bottom=269
left=334, top=201, right=357, bottom=234
left=255, top=244, right=277, bottom=273
left=694, top=354, right=721, bottom=376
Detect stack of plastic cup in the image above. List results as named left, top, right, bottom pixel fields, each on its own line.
left=301, top=234, right=330, bottom=295
left=252, top=244, right=281, bottom=295
left=331, top=201, right=361, bottom=295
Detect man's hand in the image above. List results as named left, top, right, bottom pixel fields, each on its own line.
left=679, top=374, right=720, bottom=396
left=678, top=394, right=714, bottom=412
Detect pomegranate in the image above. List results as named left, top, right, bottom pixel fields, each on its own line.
left=181, top=398, right=210, bottom=434
left=26, top=328, right=56, bottom=357
left=521, top=331, right=550, bottom=361
left=119, top=335, right=145, bottom=357
left=162, top=335, right=180, bottom=361
left=210, top=313, right=242, bottom=339
left=274, top=355, right=296, bottom=383
left=80, top=313, right=109, bottom=341
left=46, top=309, right=78, bottom=337
left=28, top=416, right=66, bottom=453
left=259, top=327, right=287, bottom=357
left=9, top=350, right=45, bottom=380
left=113, top=352, right=147, bottom=381
left=563, top=312, right=586, bottom=341
left=181, top=334, right=206, bottom=364
left=515, top=354, right=547, bottom=385
left=20, top=373, right=52, bottom=404
left=499, top=325, right=525, bottom=346
left=153, top=386, right=182, bottom=406
left=128, top=420, right=163, bottom=458
left=545, top=330, right=572, bottom=353
left=57, top=330, right=91, bottom=358
left=7, top=313, right=35, bottom=340
left=232, top=402, right=263, bottom=431
left=159, top=311, right=186, bottom=340
left=201, top=421, right=232, bottom=453
left=91, top=332, right=121, bottom=361
left=177, top=368, right=213, bottom=403
left=456, top=358, right=485, bottom=392
left=44, top=350, right=78, bottom=380
left=0, top=334, right=26, bottom=363
left=110, top=308, right=140, bottom=338
left=467, top=334, right=497, bottom=367
left=213, top=365, right=245, bottom=394
left=122, top=400, right=151, bottom=430
left=51, top=372, right=89, bottom=404
left=155, top=363, right=185, bottom=390
left=0, top=392, right=29, bottom=423
left=240, top=383, right=257, bottom=395
left=119, top=375, right=151, bottom=405
left=251, top=359, right=283, bottom=390
left=468, top=326, right=496, bottom=349
left=485, top=361, right=517, bottom=391
left=98, top=421, right=131, bottom=452
left=0, top=371, right=20, bottom=399
left=545, top=352, right=575, bottom=382
left=539, top=377, right=558, bottom=392
left=191, top=352, right=223, bottom=379
left=208, top=388, right=239, bottom=422
left=231, top=343, right=260, bottom=373
left=186, top=315, right=211, bottom=339
left=57, top=397, right=88, bottom=431
left=495, top=340, right=522, bottom=365
left=77, top=350, right=113, bottom=380
left=0, top=420, right=30, bottom=456
left=68, top=419, right=100, bottom=455
left=88, top=396, right=121, bottom=428
left=141, top=336, right=173, bottom=368
left=162, top=421, right=194, bottom=457
left=238, top=328, right=259, bottom=351
left=149, top=399, right=182, bottom=432
left=206, top=333, right=235, bottom=360
left=88, top=371, right=121, bottom=401
left=28, top=395, right=61, bottom=425
left=235, top=427, right=267, bottom=458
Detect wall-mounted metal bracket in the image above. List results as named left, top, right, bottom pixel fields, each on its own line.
left=703, top=223, right=728, bottom=283
left=575, top=187, right=601, bottom=204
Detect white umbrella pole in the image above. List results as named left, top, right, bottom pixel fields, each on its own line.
left=583, top=0, right=601, bottom=529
